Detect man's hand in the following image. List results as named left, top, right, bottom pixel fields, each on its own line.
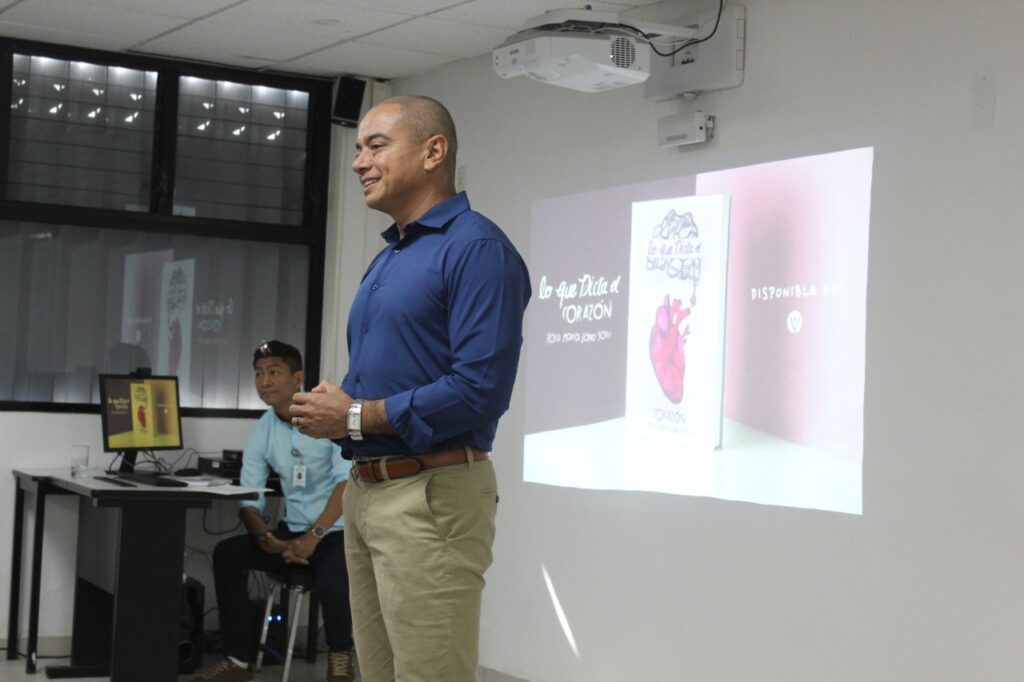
left=282, top=533, right=319, bottom=565
left=289, top=382, right=351, bottom=439
left=256, top=531, right=288, bottom=555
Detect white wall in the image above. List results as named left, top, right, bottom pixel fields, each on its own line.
left=370, top=1, right=1024, bottom=680
left=321, top=80, right=394, bottom=386
left=0, top=412, right=255, bottom=641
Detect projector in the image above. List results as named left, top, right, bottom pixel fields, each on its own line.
left=493, top=9, right=652, bottom=93
left=493, top=32, right=649, bottom=93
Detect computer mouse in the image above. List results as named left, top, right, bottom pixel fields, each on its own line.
left=175, top=467, right=202, bottom=477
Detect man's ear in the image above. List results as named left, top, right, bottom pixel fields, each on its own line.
left=423, top=134, right=448, bottom=171
left=294, top=369, right=305, bottom=390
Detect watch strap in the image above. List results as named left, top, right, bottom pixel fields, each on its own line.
left=348, top=399, right=364, bottom=441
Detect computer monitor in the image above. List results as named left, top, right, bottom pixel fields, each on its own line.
left=99, top=373, right=183, bottom=472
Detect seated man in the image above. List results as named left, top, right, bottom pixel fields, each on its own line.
left=192, top=340, right=354, bottom=682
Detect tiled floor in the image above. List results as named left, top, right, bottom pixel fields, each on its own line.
left=0, top=653, right=355, bottom=681
left=0, top=655, right=527, bottom=681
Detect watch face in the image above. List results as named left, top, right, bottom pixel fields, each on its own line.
left=312, top=526, right=327, bottom=539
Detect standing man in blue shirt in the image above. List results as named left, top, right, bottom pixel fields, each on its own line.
left=289, top=96, right=530, bottom=682
left=192, top=341, right=354, bottom=682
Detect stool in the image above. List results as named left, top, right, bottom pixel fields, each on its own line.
left=255, top=566, right=320, bottom=681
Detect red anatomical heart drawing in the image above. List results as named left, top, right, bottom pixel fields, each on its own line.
left=650, top=295, right=691, bottom=403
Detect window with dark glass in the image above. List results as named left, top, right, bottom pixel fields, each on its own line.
left=8, top=54, right=158, bottom=211
left=0, top=39, right=331, bottom=412
left=0, top=220, right=310, bottom=409
left=174, top=77, right=309, bottom=225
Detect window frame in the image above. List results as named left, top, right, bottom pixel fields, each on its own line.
left=0, top=37, right=334, bottom=418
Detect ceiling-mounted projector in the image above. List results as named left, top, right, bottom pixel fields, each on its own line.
left=493, top=9, right=656, bottom=93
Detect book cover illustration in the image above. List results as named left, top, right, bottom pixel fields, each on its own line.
left=157, top=259, right=194, bottom=398
left=130, top=381, right=154, bottom=439
left=625, top=194, right=730, bottom=451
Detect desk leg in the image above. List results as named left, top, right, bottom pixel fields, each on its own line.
left=109, top=504, right=187, bottom=682
left=26, top=482, right=48, bottom=674
left=6, top=482, right=25, bottom=661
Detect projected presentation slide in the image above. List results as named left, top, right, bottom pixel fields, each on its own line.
left=101, top=376, right=183, bottom=450
left=523, top=148, right=873, bottom=514
left=122, top=254, right=197, bottom=404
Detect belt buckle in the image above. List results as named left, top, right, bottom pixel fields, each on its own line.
left=356, top=456, right=393, bottom=482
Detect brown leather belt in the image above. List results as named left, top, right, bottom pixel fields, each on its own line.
left=352, top=447, right=489, bottom=483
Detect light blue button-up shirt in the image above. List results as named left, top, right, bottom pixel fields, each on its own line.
left=240, top=408, right=347, bottom=532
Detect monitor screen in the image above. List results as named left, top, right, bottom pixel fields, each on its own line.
left=99, top=374, right=183, bottom=452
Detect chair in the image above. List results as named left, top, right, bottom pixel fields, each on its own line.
left=255, top=566, right=320, bottom=681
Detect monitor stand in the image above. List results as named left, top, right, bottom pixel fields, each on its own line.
left=117, top=451, right=138, bottom=474
left=115, top=453, right=188, bottom=488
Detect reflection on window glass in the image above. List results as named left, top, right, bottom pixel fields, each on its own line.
left=175, top=76, right=309, bottom=225
left=8, top=54, right=158, bottom=210
left=0, top=221, right=309, bottom=409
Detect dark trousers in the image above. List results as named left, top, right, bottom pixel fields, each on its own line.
left=212, top=524, right=354, bottom=662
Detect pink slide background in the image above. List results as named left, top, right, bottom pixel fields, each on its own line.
left=696, top=148, right=872, bottom=461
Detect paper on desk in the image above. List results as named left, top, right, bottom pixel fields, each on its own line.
left=199, top=484, right=271, bottom=496
left=162, top=474, right=232, bottom=487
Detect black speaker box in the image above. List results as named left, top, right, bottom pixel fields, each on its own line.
left=333, top=76, right=366, bottom=127
left=180, top=577, right=205, bottom=674
left=198, top=454, right=241, bottom=477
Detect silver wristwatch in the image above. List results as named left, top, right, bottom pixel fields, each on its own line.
left=310, top=525, right=327, bottom=540
left=347, top=399, right=364, bottom=441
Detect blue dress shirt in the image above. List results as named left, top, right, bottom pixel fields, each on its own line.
left=240, top=408, right=348, bottom=532
left=341, top=191, right=531, bottom=457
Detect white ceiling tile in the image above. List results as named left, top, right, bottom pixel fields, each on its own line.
left=141, top=20, right=339, bottom=63
left=78, top=0, right=246, bottom=20
left=1, top=0, right=189, bottom=43
left=200, top=0, right=411, bottom=40
left=359, top=17, right=511, bottom=59
left=434, top=0, right=639, bottom=30
left=0, top=20, right=129, bottom=51
left=132, top=44, right=277, bottom=71
left=313, top=0, right=468, bottom=14
left=283, top=40, right=456, bottom=80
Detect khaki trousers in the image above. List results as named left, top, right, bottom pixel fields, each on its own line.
left=343, top=454, right=497, bottom=682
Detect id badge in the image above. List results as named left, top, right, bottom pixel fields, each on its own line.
left=293, top=462, right=307, bottom=488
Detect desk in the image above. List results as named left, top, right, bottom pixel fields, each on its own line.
left=6, top=468, right=258, bottom=681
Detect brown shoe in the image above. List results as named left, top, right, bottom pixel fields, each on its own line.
left=326, top=649, right=355, bottom=681
left=190, top=658, right=254, bottom=682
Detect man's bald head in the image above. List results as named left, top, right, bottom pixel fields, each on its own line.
left=374, top=95, right=458, bottom=183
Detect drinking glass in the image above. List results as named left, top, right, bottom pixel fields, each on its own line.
left=70, top=445, right=90, bottom=477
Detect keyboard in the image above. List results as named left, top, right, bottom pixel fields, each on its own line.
left=116, top=472, right=189, bottom=487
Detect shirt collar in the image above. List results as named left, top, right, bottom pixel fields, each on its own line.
left=380, top=191, right=471, bottom=244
